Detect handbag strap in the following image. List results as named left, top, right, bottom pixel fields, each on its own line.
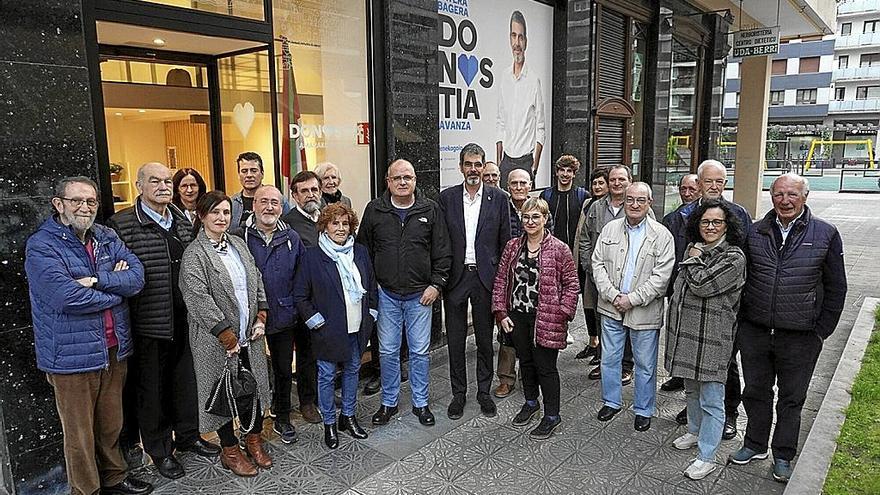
left=225, top=356, right=258, bottom=433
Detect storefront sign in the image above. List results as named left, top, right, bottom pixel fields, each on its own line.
left=733, top=27, right=780, bottom=58
left=437, top=0, right=554, bottom=189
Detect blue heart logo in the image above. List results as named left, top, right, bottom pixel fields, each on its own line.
left=457, top=54, right=479, bottom=87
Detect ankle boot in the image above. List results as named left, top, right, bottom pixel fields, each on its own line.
left=324, top=423, right=339, bottom=449
left=220, top=445, right=257, bottom=477
left=244, top=433, right=272, bottom=469
left=338, top=415, right=369, bottom=439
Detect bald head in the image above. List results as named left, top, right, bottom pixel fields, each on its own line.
left=386, top=159, right=416, bottom=202
left=678, top=174, right=700, bottom=204
left=137, top=162, right=170, bottom=183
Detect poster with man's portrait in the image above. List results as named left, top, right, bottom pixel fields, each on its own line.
left=438, top=0, right=554, bottom=190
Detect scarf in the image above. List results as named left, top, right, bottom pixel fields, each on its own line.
left=318, top=232, right=366, bottom=303
left=322, top=190, right=342, bottom=205
left=208, top=232, right=229, bottom=253
left=693, top=234, right=727, bottom=254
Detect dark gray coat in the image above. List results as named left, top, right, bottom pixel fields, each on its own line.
left=180, top=230, right=271, bottom=433
left=664, top=241, right=746, bottom=382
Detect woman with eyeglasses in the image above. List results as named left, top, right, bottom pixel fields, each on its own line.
left=665, top=198, right=747, bottom=480
left=172, top=168, right=207, bottom=223
left=492, top=198, right=580, bottom=440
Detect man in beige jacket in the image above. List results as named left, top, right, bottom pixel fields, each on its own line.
left=591, top=182, right=674, bottom=432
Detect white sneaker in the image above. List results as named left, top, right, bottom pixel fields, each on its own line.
left=673, top=432, right=699, bottom=450
left=566, top=334, right=575, bottom=345
left=684, top=459, right=716, bottom=480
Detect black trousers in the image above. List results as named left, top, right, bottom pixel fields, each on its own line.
left=499, top=152, right=535, bottom=189
left=266, top=329, right=294, bottom=422
left=119, top=357, right=140, bottom=451
left=444, top=270, right=495, bottom=398
left=217, top=347, right=264, bottom=447
left=738, top=320, right=823, bottom=461
left=293, top=321, right=317, bottom=407
left=134, top=330, right=199, bottom=459
left=725, top=350, right=742, bottom=419
left=510, top=311, right=561, bottom=416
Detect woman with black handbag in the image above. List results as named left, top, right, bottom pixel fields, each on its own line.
left=180, top=190, right=273, bottom=477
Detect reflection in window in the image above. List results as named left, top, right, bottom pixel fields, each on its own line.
left=796, top=88, right=817, bottom=105
left=135, top=0, right=264, bottom=20
left=770, top=90, right=785, bottom=106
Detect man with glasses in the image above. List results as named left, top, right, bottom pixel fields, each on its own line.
left=578, top=165, right=651, bottom=383
left=26, top=176, right=152, bottom=495
left=357, top=159, right=452, bottom=427
left=231, top=151, right=290, bottom=233
left=439, top=143, right=511, bottom=420
left=592, top=182, right=674, bottom=432
left=662, top=159, right=752, bottom=437
left=108, top=162, right=220, bottom=479
left=238, top=185, right=306, bottom=444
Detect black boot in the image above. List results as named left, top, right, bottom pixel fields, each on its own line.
left=324, top=423, right=339, bottom=449
left=338, top=415, right=369, bottom=439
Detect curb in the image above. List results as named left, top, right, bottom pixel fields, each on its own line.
left=785, top=297, right=879, bottom=495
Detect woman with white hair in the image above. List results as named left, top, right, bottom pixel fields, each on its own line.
left=315, top=162, right=352, bottom=209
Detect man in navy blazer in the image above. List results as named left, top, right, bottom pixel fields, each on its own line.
left=440, top=143, right=512, bottom=420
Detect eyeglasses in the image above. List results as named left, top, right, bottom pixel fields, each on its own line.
left=388, top=175, right=415, bottom=183
left=522, top=214, right=545, bottom=224
left=699, top=219, right=726, bottom=228
left=60, top=197, right=99, bottom=208
left=624, top=197, right=649, bottom=205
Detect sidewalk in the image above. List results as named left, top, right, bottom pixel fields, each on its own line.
left=138, top=191, right=877, bottom=495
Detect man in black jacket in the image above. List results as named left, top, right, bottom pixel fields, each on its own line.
left=440, top=143, right=511, bottom=420
left=107, top=162, right=219, bottom=479
left=729, top=173, right=847, bottom=483
left=357, top=159, right=452, bottom=427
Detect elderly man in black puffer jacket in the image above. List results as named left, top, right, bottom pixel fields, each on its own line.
left=729, top=173, right=847, bottom=484
left=108, top=162, right=220, bottom=479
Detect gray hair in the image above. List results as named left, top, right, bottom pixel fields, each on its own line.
left=136, top=161, right=168, bottom=183
left=314, top=162, right=341, bottom=182
left=507, top=168, right=531, bottom=186
left=626, top=182, right=653, bottom=200
left=771, top=173, right=810, bottom=196
left=696, top=159, right=726, bottom=179
left=510, top=10, right=527, bottom=38
left=609, top=164, right=633, bottom=181
left=54, top=176, right=98, bottom=198
left=459, top=143, right=486, bottom=165
left=678, top=174, right=699, bottom=187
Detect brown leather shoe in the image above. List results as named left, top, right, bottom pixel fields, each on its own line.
left=588, top=366, right=601, bottom=380
left=220, top=445, right=257, bottom=477
left=300, top=403, right=323, bottom=424
left=494, top=383, right=514, bottom=398
left=244, top=434, right=272, bottom=469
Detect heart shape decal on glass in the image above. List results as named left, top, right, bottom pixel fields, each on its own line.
left=232, top=102, right=255, bottom=138
left=457, top=54, right=479, bottom=87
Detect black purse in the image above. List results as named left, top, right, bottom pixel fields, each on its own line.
left=205, top=356, right=258, bottom=431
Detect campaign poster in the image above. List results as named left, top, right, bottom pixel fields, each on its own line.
left=438, top=0, right=554, bottom=190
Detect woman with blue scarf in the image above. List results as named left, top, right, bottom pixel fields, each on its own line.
left=294, top=203, right=378, bottom=448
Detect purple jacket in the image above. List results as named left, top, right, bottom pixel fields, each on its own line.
left=492, top=232, right=581, bottom=349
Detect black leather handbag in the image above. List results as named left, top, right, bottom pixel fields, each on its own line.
left=205, top=356, right=258, bottom=430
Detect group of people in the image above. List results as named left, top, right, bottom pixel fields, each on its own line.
left=26, top=144, right=847, bottom=494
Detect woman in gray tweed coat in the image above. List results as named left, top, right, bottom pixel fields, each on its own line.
left=665, top=199, right=747, bottom=481
left=180, top=190, right=273, bottom=478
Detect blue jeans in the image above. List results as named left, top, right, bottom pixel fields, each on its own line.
left=378, top=288, right=432, bottom=408
left=317, top=334, right=362, bottom=425
left=685, top=379, right=725, bottom=462
left=600, top=316, right=658, bottom=417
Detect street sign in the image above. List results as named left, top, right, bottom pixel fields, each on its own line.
left=733, top=26, right=780, bottom=58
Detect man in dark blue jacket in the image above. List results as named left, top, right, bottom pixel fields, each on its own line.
left=729, top=173, right=847, bottom=483
left=26, top=176, right=152, bottom=495
left=240, top=185, right=306, bottom=444
left=440, top=143, right=511, bottom=420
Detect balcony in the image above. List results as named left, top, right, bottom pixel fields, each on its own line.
left=829, top=98, right=880, bottom=112
left=839, top=0, right=878, bottom=15
left=835, top=32, right=880, bottom=49
left=833, top=66, right=880, bottom=80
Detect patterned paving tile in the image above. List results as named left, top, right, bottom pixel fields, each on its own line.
left=360, top=416, right=438, bottom=460
left=711, top=466, right=785, bottom=495
left=309, top=441, right=394, bottom=486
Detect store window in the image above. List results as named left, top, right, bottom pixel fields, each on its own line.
left=796, top=88, right=817, bottom=105
left=272, top=0, right=371, bottom=212
left=136, top=0, right=264, bottom=20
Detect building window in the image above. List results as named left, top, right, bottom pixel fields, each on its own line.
left=841, top=23, right=852, bottom=36
left=861, top=53, right=880, bottom=67
left=799, top=57, right=820, bottom=73
left=796, top=89, right=817, bottom=105
left=574, top=1, right=588, bottom=12
left=771, top=59, right=787, bottom=75
left=770, top=90, right=785, bottom=106
left=856, top=86, right=880, bottom=99
left=836, top=87, right=846, bottom=101
left=839, top=55, right=849, bottom=69
left=735, top=93, right=740, bottom=107
left=865, top=20, right=879, bottom=33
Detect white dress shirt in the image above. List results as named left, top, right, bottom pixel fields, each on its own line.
left=496, top=61, right=546, bottom=158
left=463, top=184, right=483, bottom=265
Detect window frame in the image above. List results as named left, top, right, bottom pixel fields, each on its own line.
left=795, top=88, right=817, bottom=105
left=769, top=90, right=785, bottom=106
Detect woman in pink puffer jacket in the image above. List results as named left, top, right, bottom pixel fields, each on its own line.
left=492, top=197, right=580, bottom=440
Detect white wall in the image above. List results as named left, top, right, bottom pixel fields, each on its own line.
left=820, top=54, right=835, bottom=72
left=784, top=89, right=797, bottom=105
left=787, top=58, right=799, bottom=75
left=727, top=61, right=739, bottom=79
left=724, top=91, right=738, bottom=109
left=817, top=87, right=831, bottom=104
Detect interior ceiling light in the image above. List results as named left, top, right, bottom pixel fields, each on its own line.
left=115, top=112, right=123, bottom=116
left=138, top=109, right=146, bottom=113
left=153, top=38, right=166, bottom=46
